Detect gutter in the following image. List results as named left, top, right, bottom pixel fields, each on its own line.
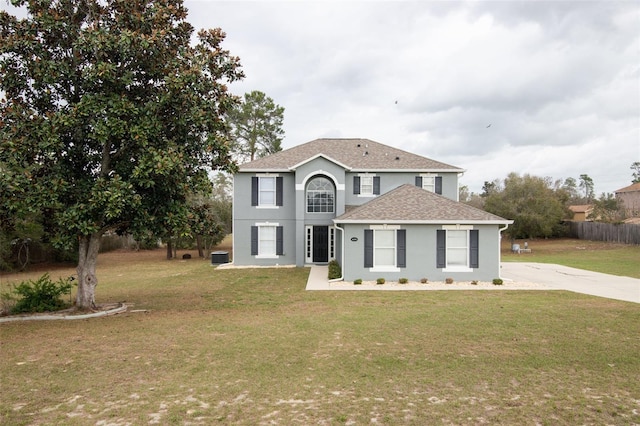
left=498, top=223, right=510, bottom=280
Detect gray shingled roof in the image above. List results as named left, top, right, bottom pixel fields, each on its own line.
left=238, top=138, right=463, bottom=172
left=335, top=184, right=511, bottom=223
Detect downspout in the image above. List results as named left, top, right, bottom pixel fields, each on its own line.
left=329, top=223, right=345, bottom=282
left=498, top=223, right=510, bottom=279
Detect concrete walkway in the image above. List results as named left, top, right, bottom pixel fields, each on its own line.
left=306, top=263, right=640, bottom=304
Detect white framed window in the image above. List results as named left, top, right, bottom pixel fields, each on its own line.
left=259, top=225, right=277, bottom=257
left=365, top=225, right=403, bottom=272
left=360, top=175, right=374, bottom=196
left=374, top=229, right=396, bottom=268
left=354, top=174, right=379, bottom=197
left=306, top=177, right=335, bottom=213
left=251, top=223, right=283, bottom=258
left=252, top=175, right=281, bottom=208
left=259, top=176, right=276, bottom=206
left=437, top=225, right=478, bottom=272
left=420, top=174, right=436, bottom=193
left=446, top=230, right=468, bottom=267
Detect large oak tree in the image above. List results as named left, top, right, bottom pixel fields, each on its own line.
left=0, top=0, right=243, bottom=309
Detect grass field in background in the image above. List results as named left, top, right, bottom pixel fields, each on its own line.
left=1, top=239, right=639, bottom=425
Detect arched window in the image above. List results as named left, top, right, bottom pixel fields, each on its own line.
left=306, top=177, right=335, bottom=213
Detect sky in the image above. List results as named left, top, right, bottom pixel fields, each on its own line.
left=183, top=0, right=639, bottom=195
left=2, top=0, right=639, bottom=195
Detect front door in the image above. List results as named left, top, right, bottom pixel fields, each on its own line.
left=312, top=226, right=329, bottom=263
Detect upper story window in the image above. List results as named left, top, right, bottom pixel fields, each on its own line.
left=306, top=177, right=335, bottom=213
left=259, top=176, right=276, bottom=205
left=354, top=174, right=380, bottom=196
left=251, top=175, right=283, bottom=207
left=416, top=174, right=442, bottom=194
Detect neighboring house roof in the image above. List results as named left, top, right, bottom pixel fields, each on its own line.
left=568, top=205, right=593, bottom=213
left=334, top=184, right=512, bottom=224
left=615, top=182, right=640, bottom=193
left=238, top=138, right=464, bottom=172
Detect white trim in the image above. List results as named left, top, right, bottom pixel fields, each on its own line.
left=297, top=170, right=345, bottom=192
left=442, top=224, right=474, bottom=230
left=254, top=222, right=280, bottom=259
left=288, top=153, right=352, bottom=171
left=369, top=267, right=401, bottom=273
left=335, top=220, right=513, bottom=225
left=358, top=173, right=376, bottom=196
left=443, top=266, right=473, bottom=273
left=256, top=174, right=278, bottom=208
left=369, top=224, right=401, bottom=230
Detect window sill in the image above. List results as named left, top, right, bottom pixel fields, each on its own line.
left=369, top=266, right=401, bottom=273
left=443, top=266, right=474, bottom=273
left=256, top=205, right=279, bottom=209
left=255, top=255, right=280, bottom=259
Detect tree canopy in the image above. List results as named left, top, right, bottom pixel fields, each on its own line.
left=228, top=90, right=284, bottom=162
left=631, top=161, right=640, bottom=184
left=0, top=0, right=243, bottom=309
left=483, top=173, right=571, bottom=239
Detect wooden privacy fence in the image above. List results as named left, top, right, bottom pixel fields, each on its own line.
left=568, top=221, right=640, bottom=245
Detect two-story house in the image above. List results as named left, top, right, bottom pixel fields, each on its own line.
left=232, top=138, right=512, bottom=282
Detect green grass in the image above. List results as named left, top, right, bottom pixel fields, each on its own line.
left=503, top=238, right=640, bottom=278
left=1, top=243, right=639, bottom=425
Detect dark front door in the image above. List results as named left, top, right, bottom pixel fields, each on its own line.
left=313, top=226, right=329, bottom=263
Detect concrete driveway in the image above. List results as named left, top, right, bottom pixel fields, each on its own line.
left=501, top=262, right=640, bottom=304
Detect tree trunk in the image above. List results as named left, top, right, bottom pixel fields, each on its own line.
left=76, top=233, right=101, bottom=311
left=166, top=239, right=173, bottom=259
left=197, top=235, right=204, bottom=258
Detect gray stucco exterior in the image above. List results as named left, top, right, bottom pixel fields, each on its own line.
left=338, top=223, right=504, bottom=282
left=232, top=138, right=511, bottom=281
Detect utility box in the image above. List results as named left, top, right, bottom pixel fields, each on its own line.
left=211, top=251, right=229, bottom=264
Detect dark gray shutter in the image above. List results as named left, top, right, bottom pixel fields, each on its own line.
left=353, top=176, right=360, bottom=194
left=251, top=177, right=259, bottom=206
left=397, top=229, right=406, bottom=268
left=470, top=229, right=479, bottom=268
left=364, top=229, right=373, bottom=267
left=415, top=176, right=422, bottom=188
left=373, top=176, right=380, bottom=195
left=276, top=226, right=284, bottom=255
left=435, top=176, right=442, bottom=194
left=276, top=177, right=283, bottom=206
left=251, top=226, right=258, bottom=255
left=436, top=230, right=446, bottom=268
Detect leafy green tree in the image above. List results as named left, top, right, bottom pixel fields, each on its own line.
left=579, top=174, right=595, bottom=202
left=483, top=173, right=570, bottom=238
left=0, top=0, right=243, bottom=309
left=561, top=177, right=580, bottom=202
left=229, top=90, right=285, bottom=162
left=592, top=193, right=623, bottom=223
left=631, top=161, right=640, bottom=184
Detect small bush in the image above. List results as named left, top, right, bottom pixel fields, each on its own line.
left=471, top=280, right=478, bottom=285
left=328, top=260, right=342, bottom=280
left=9, top=273, right=74, bottom=314
left=353, top=279, right=362, bottom=285
left=398, top=278, right=408, bottom=284
left=445, top=277, right=454, bottom=284
left=376, top=278, right=385, bottom=285
left=420, top=278, right=428, bottom=284
left=492, top=278, right=504, bottom=285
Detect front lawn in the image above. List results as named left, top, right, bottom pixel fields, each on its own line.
left=1, top=248, right=639, bottom=425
